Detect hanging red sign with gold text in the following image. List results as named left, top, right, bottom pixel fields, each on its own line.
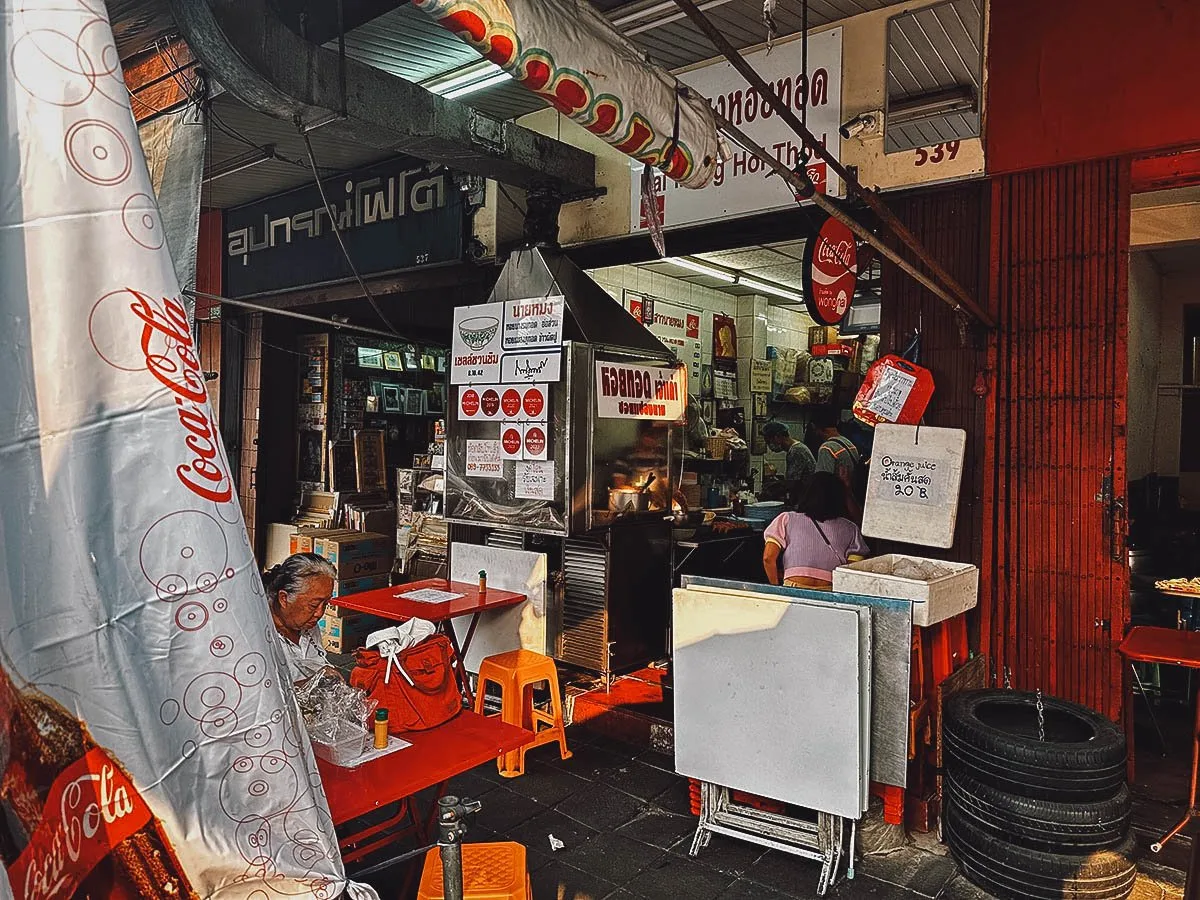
left=802, top=211, right=859, bottom=326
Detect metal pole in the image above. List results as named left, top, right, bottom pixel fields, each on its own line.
left=670, top=0, right=996, bottom=330
left=714, top=113, right=972, bottom=324
left=438, top=796, right=465, bottom=900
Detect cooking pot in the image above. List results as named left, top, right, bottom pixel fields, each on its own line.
left=608, top=488, right=650, bottom=513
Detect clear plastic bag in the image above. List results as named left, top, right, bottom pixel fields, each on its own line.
left=294, top=668, right=378, bottom=749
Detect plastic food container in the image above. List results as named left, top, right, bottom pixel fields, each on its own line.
left=832, top=554, right=978, bottom=627
left=312, top=727, right=373, bottom=767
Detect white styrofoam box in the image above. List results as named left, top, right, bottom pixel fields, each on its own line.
left=833, top=554, right=978, bottom=627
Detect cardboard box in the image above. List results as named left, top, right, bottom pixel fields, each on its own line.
left=315, top=531, right=393, bottom=563
left=292, top=528, right=356, bottom=555
left=330, top=574, right=390, bottom=600
left=808, top=325, right=839, bottom=348
left=318, top=612, right=386, bottom=654
left=323, top=554, right=392, bottom=580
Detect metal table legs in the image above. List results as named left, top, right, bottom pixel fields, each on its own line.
left=688, top=782, right=852, bottom=896
left=1153, top=684, right=1200, bottom=853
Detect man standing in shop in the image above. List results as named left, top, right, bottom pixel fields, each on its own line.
left=811, top=408, right=863, bottom=519
left=763, top=421, right=815, bottom=503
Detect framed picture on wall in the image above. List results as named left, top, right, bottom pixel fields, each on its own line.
left=753, top=393, right=768, bottom=418
left=357, top=346, right=384, bottom=369
left=700, top=365, right=715, bottom=398
left=426, top=383, right=446, bottom=415
left=381, top=384, right=403, bottom=413
left=353, top=429, right=387, bottom=492
left=383, top=350, right=404, bottom=371
left=751, top=419, right=767, bottom=455
left=297, top=428, right=326, bottom=485
left=365, top=395, right=380, bottom=413
left=329, top=439, right=357, bottom=492
left=405, top=389, right=426, bottom=416
left=701, top=400, right=716, bottom=426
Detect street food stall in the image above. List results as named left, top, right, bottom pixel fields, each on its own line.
left=444, top=247, right=683, bottom=684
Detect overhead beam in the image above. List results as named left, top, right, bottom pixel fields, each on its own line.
left=167, top=0, right=596, bottom=195
left=276, top=0, right=410, bottom=46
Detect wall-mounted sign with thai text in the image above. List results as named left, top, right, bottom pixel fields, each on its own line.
left=624, top=290, right=704, bottom=380
left=630, top=28, right=843, bottom=230
left=224, top=155, right=464, bottom=297
left=595, top=361, right=687, bottom=421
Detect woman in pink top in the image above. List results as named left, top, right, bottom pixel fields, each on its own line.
left=763, top=472, right=870, bottom=589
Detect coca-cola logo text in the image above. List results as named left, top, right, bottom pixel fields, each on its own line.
left=11, top=748, right=152, bottom=900
left=129, top=292, right=234, bottom=503
left=815, top=238, right=854, bottom=271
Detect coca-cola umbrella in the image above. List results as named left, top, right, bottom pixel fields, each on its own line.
left=411, top=0, right=726, bottom=190
left=0, top=2, right=374, bottom=897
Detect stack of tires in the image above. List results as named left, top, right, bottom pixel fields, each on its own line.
left=943, top=689, right=1137, bottom=900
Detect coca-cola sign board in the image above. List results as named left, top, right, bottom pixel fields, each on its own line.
left=595, top=362, right=688, bottom=421
left=0, top=2, right=365, bottom=897
left=630, top=28, right=843, bottom=230
left=802, top=213, right=859, bottom=326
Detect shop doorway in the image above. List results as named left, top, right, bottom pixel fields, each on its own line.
left=1126, top=233, right=1200, bottom=868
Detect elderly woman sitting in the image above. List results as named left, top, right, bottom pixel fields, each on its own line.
left=265, top=552, right=339, bottom=683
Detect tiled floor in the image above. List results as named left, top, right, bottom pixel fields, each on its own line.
left=365, top=726, right=1186, bottom=900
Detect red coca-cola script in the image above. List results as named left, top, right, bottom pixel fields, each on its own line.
left=129, top=292, right=234, bottom=503
left=481, top=389, right=500, bottom=418
left=460, top=388, right=480, bottom=418
left=9, top=747, right=153, bottom=900
left=501, top=388, right=522, bottom=418
left=802, top=217, right=858, bottom=326
left=524, top=426, right=547, bottom=458
left=501, top=427, right=522, bottom=456
left=522, top=387, right=545, bottom=418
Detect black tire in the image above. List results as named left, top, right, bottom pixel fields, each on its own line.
left=944, top=690, right=1126, bottom=800
left=944, top=730, right=1126, bottom=802
left=945, top=769, right=1131, bottom=851
left=945, top=798, right=1137, bottom=900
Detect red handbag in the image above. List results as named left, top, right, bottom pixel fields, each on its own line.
left=350, top=634, right=462, bottom=733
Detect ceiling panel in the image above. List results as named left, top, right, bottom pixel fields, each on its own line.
left=885, top=0, right=983, bottom=153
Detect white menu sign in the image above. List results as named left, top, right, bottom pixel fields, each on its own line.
left=502, top=295, right=564, bottom=351
left=452, top=301, right=503, bottom=384
left=595, top=361, right=688, bottom=420
left=631, top=28, right=843, bottom=230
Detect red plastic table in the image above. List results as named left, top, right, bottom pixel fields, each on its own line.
left=334, top=578, right=527, bottom=704
left=1119, top=626, right=1200, bottom=852
left=317, top=710, right=532, bottom=864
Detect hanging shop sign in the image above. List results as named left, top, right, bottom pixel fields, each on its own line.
left=453, top=300, right=563, bottom=384
left=224, top=155, right=464, bottom=297
left=802, top=211, right=859, bottom=326
left=630, top=28, right=843, bottom=231
left=624, top=290, right=704, bottom=381
left=853, top=356, right=936, bottom=427
left=595, top=361, right=687, bottom=420
left=862, top=425, right=967, bottom=549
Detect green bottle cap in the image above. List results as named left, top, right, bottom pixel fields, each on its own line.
left=479, top=569, right=486, bottom=577
left=375, top=708, right=388, bottom=721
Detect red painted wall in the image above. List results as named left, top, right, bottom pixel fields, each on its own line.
left=987, top=0, right=1200, bottom=174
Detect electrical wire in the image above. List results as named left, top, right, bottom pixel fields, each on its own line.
left=497, top=182, right=528, bottom=218
left=297, top=124, right=401, bottom=336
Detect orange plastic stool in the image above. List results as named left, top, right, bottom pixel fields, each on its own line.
left=475, top=650, right=571, bottom=777
left=415, top=842, right=531, bottom=900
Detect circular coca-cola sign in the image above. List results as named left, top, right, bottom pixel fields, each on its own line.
left=481, top=389, right=500, bottom=418
left=460, top=388, right=480, bottom=418
left=524, top=425, right=547, bottom=458
left=523, top=387, right=545, bottom=419
left=501, top=388, right=522, bottom=418
left=501, top=426, right=523, bottom=456
left=802, top=213, right=859, bottom=326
